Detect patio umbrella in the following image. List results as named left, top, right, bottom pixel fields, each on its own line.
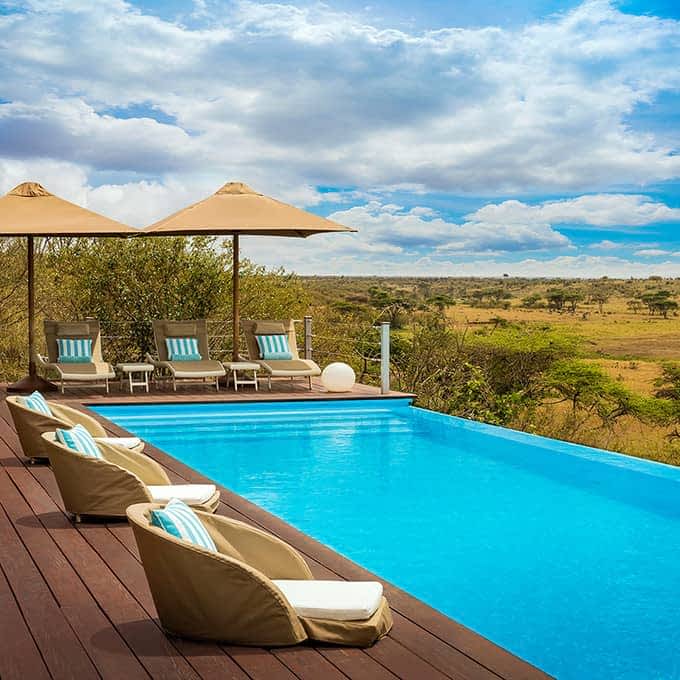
left=145, top=182, right=354, bottom=360
left=0, top=182, right=137, bottom=392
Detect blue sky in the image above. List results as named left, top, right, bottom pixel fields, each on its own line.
left=0, top=0, right=679, bottom=276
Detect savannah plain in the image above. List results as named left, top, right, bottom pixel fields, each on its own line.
left=306, top=276, right=680, bottom=465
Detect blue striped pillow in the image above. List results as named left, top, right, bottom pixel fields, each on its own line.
left=22, top=390, right=52, bottom=416
left=150, top=498, right=216, bottom=551
left=55, top=424, right=103, bottom=459
left=255, top=334, right=293, bottom=360
left=57, top=337, right=92, bottom=363
left=165, top=337, right=202, bottom=361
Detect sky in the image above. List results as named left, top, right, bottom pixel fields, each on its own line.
left=0, top=0, right=679, bottom=277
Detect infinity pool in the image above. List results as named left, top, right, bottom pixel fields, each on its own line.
left=93, top=398, right=680, bottom=679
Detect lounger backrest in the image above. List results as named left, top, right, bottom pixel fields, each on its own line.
left=44, top=319, right=105, bottom=364
left=242, top=319, right=300, bottom=361
left=152, top=319, right=210, bottom=362
left=41, top=432, right=152, bottom=517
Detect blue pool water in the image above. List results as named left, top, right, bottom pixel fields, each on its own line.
left=93, top=398, right=680, bottom=679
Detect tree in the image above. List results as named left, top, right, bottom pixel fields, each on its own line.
left=546, top=288, right=566, bottom=312
left=640, top=290, right=678, bottom=317
left=541, top=360, right=637, bottom=431
left=590, top=289, right=609, bottom=314
left=520, top=293, right=544, bottom=309
left=627, top=298, right=643, bottom=314
left=367, top=286, right=412, bottom=328
left=563, top=290, right=584, bottom=314
left=42, top=236, right=309, bottom=363
left=426, top=294, right=455, bottom=312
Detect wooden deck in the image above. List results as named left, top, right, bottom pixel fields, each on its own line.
left=0, top=382, right=551, bottom=680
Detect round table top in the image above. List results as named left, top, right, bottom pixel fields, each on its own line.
left=116, top=362, right=154, bottom=372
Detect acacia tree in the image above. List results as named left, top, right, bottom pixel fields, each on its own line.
left=640, top=290, right=678, bottom=317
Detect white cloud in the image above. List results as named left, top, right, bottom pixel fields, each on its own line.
left=0, top=0, right=678, bottom=278
left=466, top=194, right=680, bottom=228
left=633, top=248, right=673, bottom=257
left=325, top=202, right=570, bottom=253
left=589, top=239, right=619, bottom=250
left=0, top=0, right=677, bottom=194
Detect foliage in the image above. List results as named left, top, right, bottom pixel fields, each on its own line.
left=0, top=236, right=309, bottom=374
left=546, top=287, right=583, bottom=313
left=521, top=292, right=544, bottom=309
left=467, top=325, right=580, bottom=394
left=640, top=290, right=678, bottom=318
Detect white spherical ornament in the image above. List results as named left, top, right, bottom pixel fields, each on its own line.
left=321, top=362, right=356, bottom=392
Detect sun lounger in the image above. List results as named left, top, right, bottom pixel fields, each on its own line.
left=242, top=319, right=321, bottom=390
left=148, top=319, right=225, bottom=391
left=6, top=394, right=144, bottom=462
left=41, top=433, right=220, bottom=521
left=127, top=502, right=393, bottom=646
left=36, top=320, right=115, bottom=393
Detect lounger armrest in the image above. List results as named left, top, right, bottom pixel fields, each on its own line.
left=97, top=441, right=171, bottom=486
left=199, top=512, right=314, bottom=580
left=34, top=352, right=57, bottom=370
left=48, top=402, right=108, bottom=438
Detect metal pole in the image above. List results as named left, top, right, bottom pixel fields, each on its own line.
left=380, top=321, right=390, bottom=394
left=27, top=235, right=35, bottom=377
left=232, top=233, right=240, bottom=361
left=8, top=235, right=57, bottom=392
left=303, top=315, right=312, bottom=360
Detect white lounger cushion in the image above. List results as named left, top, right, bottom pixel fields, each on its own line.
left=272, top=579, right=383, bottom=621
left=147, top=484, right=217, bottom=505
left=96, top=436, right=142, bottom=450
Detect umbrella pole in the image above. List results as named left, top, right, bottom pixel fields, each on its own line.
left=232, top=234, right=240, bottom=362
left=8, top=236, right=57, bottom=392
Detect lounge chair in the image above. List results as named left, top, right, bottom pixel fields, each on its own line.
left=147, top=319, right=225, bottom=391
left=41, top=433, right=220, bottom=521
left=242, top=319, right=321, bottom=390
left=36, top=320, right=116, bottom=393
left=127, top=502, right=393, bottom=647
left=6, top=394, right=144, bottom=462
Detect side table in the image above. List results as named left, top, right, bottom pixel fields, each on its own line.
left=223, top=362, right=260, bottom=392
left=117, top=363, right=154, bottom=393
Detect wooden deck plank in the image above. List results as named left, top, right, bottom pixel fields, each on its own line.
left=271, top=646, right=350, bottom=680
left=0, top=435, right=202, bottom=680
left=222, top=647, right=299, bottom=680
left=0, top=467, right=150, bottom=680
left=0, top=564, right=52, bottom=680
left=0, top=495, right=100, bottom=680
left=0, top=411, right=316, bottom=680
left=0, top=386, right=551, bottom=680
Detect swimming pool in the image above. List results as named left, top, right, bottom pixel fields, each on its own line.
left=93, top=398, right=680, bottom=679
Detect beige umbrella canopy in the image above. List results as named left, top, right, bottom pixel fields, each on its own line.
left=0, top=182, right=137, bottom=392
left=145, top=182, right=355, bottom=360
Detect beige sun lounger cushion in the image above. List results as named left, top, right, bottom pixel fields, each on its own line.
left=272, top=580, right=384, bottom=621
left=40, top=320, right=116, bottom=384
left=126, top=503, right=393, bottom=647
left=258, top=359, right=321, bottom=376
left=153, top=359, right=226, bottom=378
left=242, top=319, right=321, bottom=378
left=6, top=396, right=144, bottom=461
left=147, top=484, right=217, bottom=505
left=40, top=434, right=220, bottom=518
left=150, top=320, right=226, bottom=384
left=98, top=436, right=142, bottom=449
